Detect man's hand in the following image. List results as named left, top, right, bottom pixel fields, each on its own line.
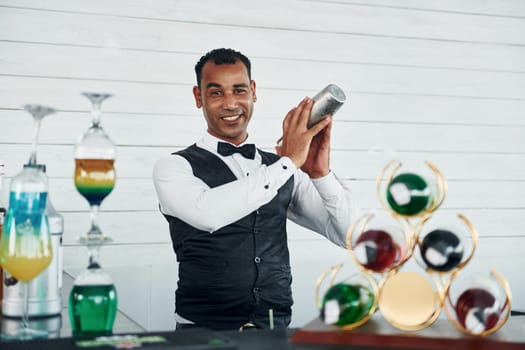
left=300, top=116, right=332, bottom=178
left=275, top=97, right=332, bottom=173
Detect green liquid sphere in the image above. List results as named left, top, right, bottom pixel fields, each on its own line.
left=320, top=283, right=374, bottom=326
left=386, top=173, right=431, bottom=216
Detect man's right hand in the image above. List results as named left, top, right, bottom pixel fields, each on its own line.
left=275, top=97, right=332, bottom=168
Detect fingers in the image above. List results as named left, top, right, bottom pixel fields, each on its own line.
left=275, top=144, right=282, bottom=156
left=284, top=97, right=313, bottom=131
left=308, top=115, right=332, bottom=137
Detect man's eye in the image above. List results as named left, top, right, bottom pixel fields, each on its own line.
left=235, top=89, right=247, bottom=94
left=210, top=90, right=222, bottom=96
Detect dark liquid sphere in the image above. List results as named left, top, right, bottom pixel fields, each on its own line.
left=455, top=288, right=500, bottom=334
left=320, top=283, right=374, bottom=326
left=421, top=229, right=464, bottom=272
left=354, top=229, right=400, bottom=272
left=386, top=173, right=431, bottom=216
left=69, top=284, right=118, bottom=337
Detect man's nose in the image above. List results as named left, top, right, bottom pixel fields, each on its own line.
left=223, top=93, right=238, bottom=109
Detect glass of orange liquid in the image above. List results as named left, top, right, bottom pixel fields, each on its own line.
left=0, top=105, right=55, bottom=339
left=74, top=93, right=116, bottom=245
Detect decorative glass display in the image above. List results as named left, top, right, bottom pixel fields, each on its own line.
left=68, top=92, right=118, bottom=337
left=316, top=159, right=512, bottom=336
left=0, top=105, right=55, bottom=339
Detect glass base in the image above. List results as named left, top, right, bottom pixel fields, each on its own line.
left=79, top=234, right=112, bottom=247
left=1, top=326, right=48, bottom=340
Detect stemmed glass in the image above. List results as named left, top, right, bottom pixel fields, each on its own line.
left=69, top=93, right=117, bottom=337
left=74, top=93, right=116, bottom=244
left=0, top=105, right=55, bottom=339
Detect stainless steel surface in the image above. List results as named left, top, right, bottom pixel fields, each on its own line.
left=308, top=84, right=346, bottom=128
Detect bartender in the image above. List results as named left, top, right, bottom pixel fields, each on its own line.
left=153, top=48, right=355, bottom=330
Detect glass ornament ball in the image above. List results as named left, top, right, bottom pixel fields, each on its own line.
left=320, top=283, right=374, bottom=327
left=386, top=173, right=431, bottom=216
left=421, top=229, right=464, bottom=272
left=454, top=281, right=501, bottom=335
left=353, top=229, right=401, bottom=272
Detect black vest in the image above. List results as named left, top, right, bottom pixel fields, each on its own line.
left=163, top=144, right=294, bottom=330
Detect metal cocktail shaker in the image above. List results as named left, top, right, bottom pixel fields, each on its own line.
left=308, top=84, right=346, bottom=128
left=2, top=168, right=63, bottom=318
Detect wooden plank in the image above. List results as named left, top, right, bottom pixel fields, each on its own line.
left=311, top=0, right=525, bottom=17
left=2, top=110, right=524, bottom=153
left=4, top=145, right=525, bottom=181
left=1, top=42, right=524, bottom=99
left=1, top=76, right=524, bottom=125
left=0, top=0, right=523, bottom=44
left=2, top=7, right=525, bottom=72
left=1, top=177, right=523, bottom=212
left=53, top=208, right=525, bottom=248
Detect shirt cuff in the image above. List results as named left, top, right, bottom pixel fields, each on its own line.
left=278, top=156, right=297, bottom=172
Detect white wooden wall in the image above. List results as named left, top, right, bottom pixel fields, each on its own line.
left=1, top=0, right=524, bottom=331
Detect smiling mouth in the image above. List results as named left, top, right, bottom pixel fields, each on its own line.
left=221, top=114, right=242, bottom=122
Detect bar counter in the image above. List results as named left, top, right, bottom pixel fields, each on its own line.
left=1, top=316, right=524, bottom=350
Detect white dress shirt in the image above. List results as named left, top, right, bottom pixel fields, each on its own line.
left=153, top=133, right=355, bottom=248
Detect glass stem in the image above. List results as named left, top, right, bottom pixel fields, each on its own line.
left=89, top=204, right=102, bottom=236
left=92, top=102, right=102, bottom=127
left=22, top=282, right=30, bottom=329
left=28, top=118, right=42, bottom=166
left=87, top=244, right=102, bottom=268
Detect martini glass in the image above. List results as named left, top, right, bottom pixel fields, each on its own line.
left=74, top=93, right=116, bottom=245
left=0, top=105, right=55, bottom=339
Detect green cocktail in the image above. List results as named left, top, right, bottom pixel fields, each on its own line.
left=69, top=282, right=117, bottom=337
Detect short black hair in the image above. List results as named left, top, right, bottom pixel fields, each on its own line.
left=194, top=48, right=252, bottom=88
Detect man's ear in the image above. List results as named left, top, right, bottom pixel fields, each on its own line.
left=193, top=86, right=202, bottom=108
left=251, top=80, right=257, bottom=102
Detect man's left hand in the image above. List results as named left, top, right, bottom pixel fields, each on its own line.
left=300, top=116, right=332, bottom=178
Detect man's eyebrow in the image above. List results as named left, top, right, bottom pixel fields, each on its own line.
left=205, top=82, right=250, bottom=89
left=205, top=82, right=222, bottom=89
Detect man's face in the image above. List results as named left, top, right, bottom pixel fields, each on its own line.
left=193, top=61, right=257, bottom=145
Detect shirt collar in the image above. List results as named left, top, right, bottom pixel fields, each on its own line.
left=198, top=133, right=259, bottom=159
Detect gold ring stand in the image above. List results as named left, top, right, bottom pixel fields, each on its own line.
left=313, top=160, right=513, bottom=337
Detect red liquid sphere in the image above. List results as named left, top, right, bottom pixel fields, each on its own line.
left=455, top=288, right=500, bottom=334
left=354, top=229, right=400, bottom=272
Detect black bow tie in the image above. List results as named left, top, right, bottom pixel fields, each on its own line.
left=217, top=142, right=256, bottom=159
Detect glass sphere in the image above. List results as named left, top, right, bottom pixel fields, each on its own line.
left=421, top=229, right=464, bottom=272
left=453, top=278, right=502, bottom=335
left=320, top=282, right=374, bottom=327
left=386, top=173, right=431, bottom=216
left=354, top=229, right=401, bottom=272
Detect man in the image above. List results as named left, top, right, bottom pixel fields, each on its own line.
left=153, top=48, right=354, bottom=330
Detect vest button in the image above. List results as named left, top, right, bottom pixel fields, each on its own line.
left=254, top=256, right=261, bottom=264
left=253, top=287, right=260, bottom=293
left=253, top=228, right=261, bottom=234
